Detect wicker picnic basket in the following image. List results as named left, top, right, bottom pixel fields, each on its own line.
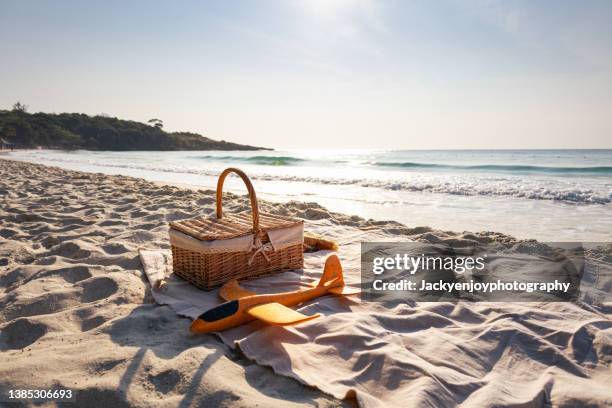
left=169, top=167, right=304, bottom=290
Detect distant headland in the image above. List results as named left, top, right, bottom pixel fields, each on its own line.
left=0, top=103, right=270, bottom=151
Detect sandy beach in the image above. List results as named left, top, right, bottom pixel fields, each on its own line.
left=1, top=158, right=611, bottom=407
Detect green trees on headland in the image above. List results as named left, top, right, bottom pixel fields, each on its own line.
left=147, top=118, right=164, bottom=129
left=0, top=105, right=267, bottom=151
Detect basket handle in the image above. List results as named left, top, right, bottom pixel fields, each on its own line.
left=216, top=168, right=260, bottom=233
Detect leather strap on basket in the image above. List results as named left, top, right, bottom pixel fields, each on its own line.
left=216, top=168, right=260, bottom=235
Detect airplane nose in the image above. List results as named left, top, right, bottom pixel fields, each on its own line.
left=190, top=318, right=210, bottom=333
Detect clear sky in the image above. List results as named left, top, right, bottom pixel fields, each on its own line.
left=1, top=0, right=611, bottom=149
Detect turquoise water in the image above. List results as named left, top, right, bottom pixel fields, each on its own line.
left=7, top=149, right=612, bottom=241
left=194, top=150, right=612, bottom=177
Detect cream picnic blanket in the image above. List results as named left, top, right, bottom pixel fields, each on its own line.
left=139, top=220, right=612, bottom=407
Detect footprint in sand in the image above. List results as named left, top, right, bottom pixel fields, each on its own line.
left=40, top=235, right=61, bottom=248
left=55, top=223, right=91, bottom=233
left=165, top=211, right=194, bottom=221
left=1, top=241, right=36, bottom=264
left=0, top=228, right=19, bottom=238
left=142, top=213, right=165, bottom=222
left=80, top=276, right=119, bottom=302
left=0, top=318, right=48, bottom=350
left=81, top=315, right=108, bottom=332
left=102, top=243, right=131, bottom=255
left=51, top=265, right=93, bottom=283
left=114, top=205, right=134, bottom=213
left=128, top=230, right=157, bottom=243
left=50, top=242, right=92, bottom=259
left=73, top=305, right=110, bottom=332
left=130, top=210, right=149, bottom=218
left=12, top=213, right=45, bottom=223
left=195, top=197, right=215, bottom=205
left=58, top=217, right=95, bottom=227
left=148, top=369, right=183, bottom=394
left=2, top=291, right=78, bottom=321
left=91, top=358, right=125, bottom=373
left=34, top=255, right=59, bottom=266
left=21, top=223, right=51, bottom=235
left=133, top=222, right=163, bottom=231
left=143, top=204, right=165, bottom=211
left=8, top=265, right=92, bottom=287
left=98, top=220, right=126, bottom=227
left=84, top=208, right=106, bottom=217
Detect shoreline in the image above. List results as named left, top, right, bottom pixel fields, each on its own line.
left=4, top=149, right=611, bottom=242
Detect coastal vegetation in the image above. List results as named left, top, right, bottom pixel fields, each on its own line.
left=0, top=103, right=267, bottom=151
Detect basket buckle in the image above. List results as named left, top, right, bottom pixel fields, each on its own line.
left=248, top=236, right=273, bottom=266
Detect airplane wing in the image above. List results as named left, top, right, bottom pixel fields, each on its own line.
left=220, top=282, right=320, bottom=325
left=219, top=280, right=256, bottom=301
left=247, top=303, right=320, bottom=325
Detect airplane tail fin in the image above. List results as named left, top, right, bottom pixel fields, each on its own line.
left=317, top=255, right=344, bottom=288
left=317, top=255, right=360, bottom=295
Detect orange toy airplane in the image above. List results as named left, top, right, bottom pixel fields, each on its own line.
left=190, top=255, right=359, bottom=333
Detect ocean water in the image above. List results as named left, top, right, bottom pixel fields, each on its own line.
left=6, top=149, right=612, bottom=241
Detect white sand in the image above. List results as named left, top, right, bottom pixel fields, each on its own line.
left=1, top=158, right=610, bottom=407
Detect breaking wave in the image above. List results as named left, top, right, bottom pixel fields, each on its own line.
left=193, top=155, right=305, bottom=166
left=192, top=155, right=612, bottom=175
left=20, top=155, right=610, bottom=204
left=373, top=162, right=612, bottom=175
left=8, top=150, right=612, bottom=205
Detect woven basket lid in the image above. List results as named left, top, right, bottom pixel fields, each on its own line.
left=169, top=212, right=303, bottom=241
left=170, top=167, right=303, bottom=242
